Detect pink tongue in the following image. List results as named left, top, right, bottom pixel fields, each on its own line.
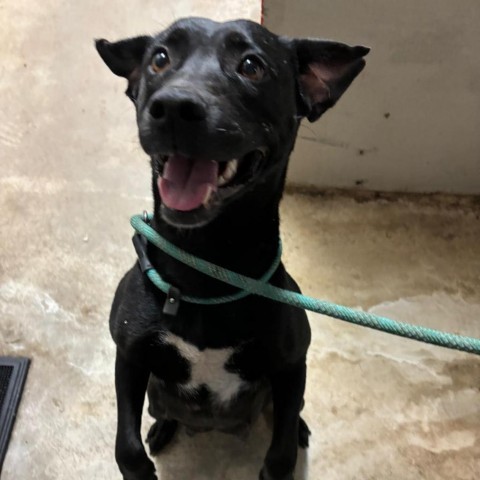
left=158, top=155, right=218, bottom=211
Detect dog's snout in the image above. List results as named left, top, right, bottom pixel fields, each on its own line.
left=148, top=93, right=207, bottom=123
left=178, top=100, right=207, bottom=122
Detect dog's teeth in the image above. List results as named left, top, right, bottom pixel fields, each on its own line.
left=218, top=159, right=238, bottom=186
left=202, top=185, right=213, bottom=206
left=226, top=159, right=238, bottom=179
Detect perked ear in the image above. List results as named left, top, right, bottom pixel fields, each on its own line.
left=293, top=39, right=369, bottom=122
left=95, top=36, right=152, bottom=102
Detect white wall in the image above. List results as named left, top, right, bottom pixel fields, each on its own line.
left=264, top=0, right=480, bottom=194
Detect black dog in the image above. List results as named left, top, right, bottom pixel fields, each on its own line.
left=96, top=17, right=367, bottom=480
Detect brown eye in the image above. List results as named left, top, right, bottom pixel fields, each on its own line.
left=238, top=56, right=265, bottom=81
left=151, top=49, right=170, bottom=73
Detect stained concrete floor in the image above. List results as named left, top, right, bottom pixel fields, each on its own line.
left=1, top=1, right=480, bottom=479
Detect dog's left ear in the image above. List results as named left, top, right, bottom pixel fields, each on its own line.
left=95, top=36, right=152, bottom=102
left=291, top=39, right=369, bottom=122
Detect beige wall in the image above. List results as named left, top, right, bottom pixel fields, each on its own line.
left=264, top=0, right=480, bottom=194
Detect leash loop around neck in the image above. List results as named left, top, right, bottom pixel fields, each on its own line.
left=132, top=212, right=283, bottom=307
left=131, top=212, right=480, bottom=356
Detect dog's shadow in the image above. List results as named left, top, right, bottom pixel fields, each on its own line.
left=145, top=413, right=309, bottom=480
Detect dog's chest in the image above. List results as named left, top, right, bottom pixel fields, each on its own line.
left=157, top=332, right=244, bottom=403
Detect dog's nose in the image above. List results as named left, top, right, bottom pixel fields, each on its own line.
left=148, top=92, right=207, bottom=123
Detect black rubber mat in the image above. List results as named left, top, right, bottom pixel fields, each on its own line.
left=0, top=357, right=30, bottom=473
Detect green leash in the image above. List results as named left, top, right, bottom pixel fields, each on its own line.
left=136, top=233, right=283, bottom=305
left=131, top=213, right=480, bottom=356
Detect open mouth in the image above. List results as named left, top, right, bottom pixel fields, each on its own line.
left=156, top=149, right=266, bottom=213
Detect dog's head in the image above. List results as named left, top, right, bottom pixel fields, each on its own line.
left=96, top=18, right=368, bottom=228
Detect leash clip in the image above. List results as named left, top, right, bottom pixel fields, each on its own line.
left=132, top=233, right=153, bottom=273
left=163, top=286, right=181, bottom=316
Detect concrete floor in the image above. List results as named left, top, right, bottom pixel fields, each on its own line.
left=1, top=1, right=480, bottom=479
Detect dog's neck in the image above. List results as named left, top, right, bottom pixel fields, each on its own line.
left=146, top=169, right=287, bottom=298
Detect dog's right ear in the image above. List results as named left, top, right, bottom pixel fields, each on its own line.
left=95, top=36, right=152, bottom=102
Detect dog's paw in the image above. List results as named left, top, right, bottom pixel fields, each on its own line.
left=117, top=441, right=157, bottom=480
left=146, top=419, right=178, bottom=455
left=298, top=416, right=311, bottom=448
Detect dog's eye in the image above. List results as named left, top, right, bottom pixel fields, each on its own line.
left=238, top=56, right=265, bottom=81
left=151, top=49, right=170, bottom=73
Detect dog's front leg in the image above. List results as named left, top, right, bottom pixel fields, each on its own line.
left=261, top=361, right=307, bottom=480
left=114, top=351, right=156, bottom=480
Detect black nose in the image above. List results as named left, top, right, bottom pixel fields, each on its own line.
left=148, top=92, right=207, bottom=123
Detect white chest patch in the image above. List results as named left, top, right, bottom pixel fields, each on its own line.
left=162, top=332, right=244, bottom=404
